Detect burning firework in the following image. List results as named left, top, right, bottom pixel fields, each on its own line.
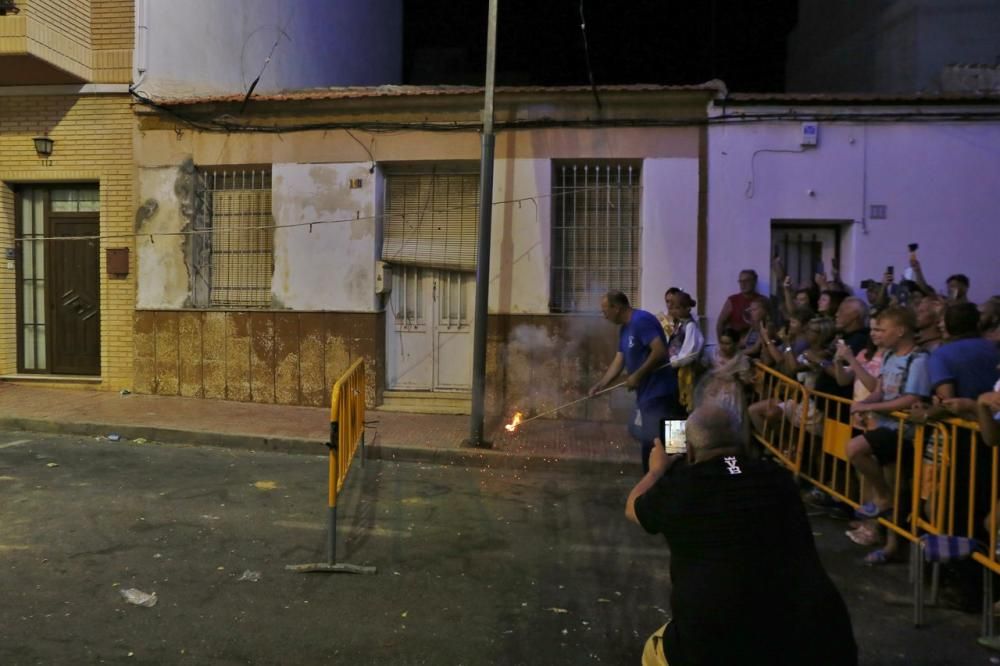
left=505, top=411, right=524, bottom=433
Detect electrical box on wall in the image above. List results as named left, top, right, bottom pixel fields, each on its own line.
left=801, top=122, right=819, bottom=146
left=106, top=248, right=129, bottom=276
left=374, top=260, right=392, bottom=294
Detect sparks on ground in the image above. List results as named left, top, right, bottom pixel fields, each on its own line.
left=505, top=411, right=523, bottom=433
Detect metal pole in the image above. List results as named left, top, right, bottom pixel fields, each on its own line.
left=469, top=0, right=498, bottom=447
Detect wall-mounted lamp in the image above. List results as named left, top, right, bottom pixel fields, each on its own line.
left=33, top=136, right=54, bottom=158
left=0, top=1, right=21, bottom=17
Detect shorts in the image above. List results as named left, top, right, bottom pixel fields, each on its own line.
left=642, top=622, right=670, bottom=666
left=863, top=427, right=913, bottom=467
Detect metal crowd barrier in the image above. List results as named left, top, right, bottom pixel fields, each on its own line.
left=286, top=359, right=376, bottom=575
left=750, top=362, right=997, bottom=633
left=748, top=363, right=809, bottom=471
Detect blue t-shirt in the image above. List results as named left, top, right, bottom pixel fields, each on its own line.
left=928, top=338, right=1000, bottom=399
left=873, top=350, right=930, bottom=430
left=619, top=309, right=672, bottom=407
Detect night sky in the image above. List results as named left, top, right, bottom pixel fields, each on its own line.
left=404, top=0, right=799, bottom=92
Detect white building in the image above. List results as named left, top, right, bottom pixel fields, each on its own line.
left=705, top=92, right=1000, bottom=340
left=133, top=0, right=402, bottom=98
left=787, top=0, right=1000, bottom=94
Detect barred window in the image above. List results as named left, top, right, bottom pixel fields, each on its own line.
left=550, top=162, right=641, bottom=313
left=195, top=167, right=274, bottom=308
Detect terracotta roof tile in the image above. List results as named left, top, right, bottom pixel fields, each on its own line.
left=148, top=82, right=727, bottom=106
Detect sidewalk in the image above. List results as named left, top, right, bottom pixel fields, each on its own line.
left=0, top=384, right=639, bottom=474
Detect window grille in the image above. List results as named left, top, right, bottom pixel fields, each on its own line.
left=382, top=173, right=480, bottom=271
left=551, top=162, right=641, bottom=313
left=196, top=168, right=274, bottom=308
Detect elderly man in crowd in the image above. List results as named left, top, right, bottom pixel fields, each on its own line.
left=626, top=403, right=857, bottom=666
left=716, top=269, right=761, bottom=340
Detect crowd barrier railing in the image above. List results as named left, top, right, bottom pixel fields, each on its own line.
left=748, top=363, right=808, bottom=472
left=750, top=362, right=998, bottom=632
left=286, top=359, right=376, bottom=575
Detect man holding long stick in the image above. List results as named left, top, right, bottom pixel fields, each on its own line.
left=590, top=290, right=677, bottom=472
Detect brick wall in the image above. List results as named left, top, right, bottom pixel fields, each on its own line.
left=0, top=93, right=135, bottom=391
left=91, top=0, right=133, bottom=83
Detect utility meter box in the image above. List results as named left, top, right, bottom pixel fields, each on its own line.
left=801, top=122, right=819, bottom=146
left=375, top=260, right=392, bottom=294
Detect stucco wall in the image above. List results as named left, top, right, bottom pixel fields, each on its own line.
left=706, top=116, right=1000, bottom=340
left=640, top=157, right=701, bottom=313
left=136, top=165, right=189, bottom=309
left=272, top=163, right=377, bottom=311
left=489, top=158, right=551, bottom=314
left=137, top=0, right=402, bottom=97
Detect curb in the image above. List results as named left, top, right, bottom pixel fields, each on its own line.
left=367, top=443, right=642, bottom=476
left=0, top=417, right=323, bottom=456
left=0, top=418, right=642, bottom=476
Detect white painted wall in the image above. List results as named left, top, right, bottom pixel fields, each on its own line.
left=706, top=113, right=1000, bottom=340
left=272, top=163, right=377, bottom=311
left=489, top=159, right=551, bottom=314
left=136, top=0, right=402, bottom=97
left=640, top=158, right=701, bottom=313
left=136, top=166, right=190, bottom=309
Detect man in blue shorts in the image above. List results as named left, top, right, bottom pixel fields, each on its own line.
left=590, top=290, right=675, bottom=472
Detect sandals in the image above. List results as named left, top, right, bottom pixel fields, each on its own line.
left=846, top=523, right=880, bottom=546
left=854, top=501, right=893, bottom=519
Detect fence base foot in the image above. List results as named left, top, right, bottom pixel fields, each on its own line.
left=285, top=562, right=377, bottom=575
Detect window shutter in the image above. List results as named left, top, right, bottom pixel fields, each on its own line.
left=382, top=173, right=480, bottom=271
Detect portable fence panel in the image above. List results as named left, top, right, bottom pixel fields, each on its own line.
left=329, top=358, right=366, bottom=504
left=750, top=363, right=808, bottom=471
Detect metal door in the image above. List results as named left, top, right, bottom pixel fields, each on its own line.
left=386, top=267, right=473, bottom=391
left=49, top=217, right=101, bottom=375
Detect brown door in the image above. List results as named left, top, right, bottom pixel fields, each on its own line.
left=49, top=217, right=100, bottom=375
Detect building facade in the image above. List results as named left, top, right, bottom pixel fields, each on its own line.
left=705, top=93, right=1000, bottom=340
left=0, top=0, right=136, bottom=391
left=787, top=0, right=1000, bottom=94
left=1, top=0, right=402, bottom=396
left=131, top=85, right=718, bottom=422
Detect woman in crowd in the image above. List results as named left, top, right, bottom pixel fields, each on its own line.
left=666, top=291, right=705, bottom=413
left=738, top=298, right=772, bottom=360
left=748, top=316, right=836, bottom=437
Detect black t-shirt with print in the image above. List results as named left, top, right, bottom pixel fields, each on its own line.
left=634, top=453, right=857, bottom=666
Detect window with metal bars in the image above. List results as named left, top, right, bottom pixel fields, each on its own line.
left=550, top=161, right=642, bottom=313
left=194, top=167, right=274, bottom=308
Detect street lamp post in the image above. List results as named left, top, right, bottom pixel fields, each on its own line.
left=469, top=0, right=498, bottom=447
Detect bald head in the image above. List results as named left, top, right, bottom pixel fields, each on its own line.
left=685, top=404, right=742, bottom=462
left=835, top=297, right=868, bottom=333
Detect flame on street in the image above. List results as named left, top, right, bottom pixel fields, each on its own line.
left=505, top=411, right=523, bottom=433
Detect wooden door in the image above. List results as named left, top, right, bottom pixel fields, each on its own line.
left=49, top=217, right=100, bottom=375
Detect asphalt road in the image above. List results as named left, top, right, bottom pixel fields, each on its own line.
left=0, top=430, right=993, bottom=665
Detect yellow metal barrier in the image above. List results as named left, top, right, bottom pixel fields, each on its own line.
left=286, top=359, right=375, bottom=575
left=749, top=362, right=1000, bottom=632
left=748, top=363, right=809, bottom=472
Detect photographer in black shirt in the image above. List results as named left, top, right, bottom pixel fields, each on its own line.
left=626, top=404, right=857, bottom=666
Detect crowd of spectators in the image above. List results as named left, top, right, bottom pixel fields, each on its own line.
left=702, top=254, right=1000, bottom=611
